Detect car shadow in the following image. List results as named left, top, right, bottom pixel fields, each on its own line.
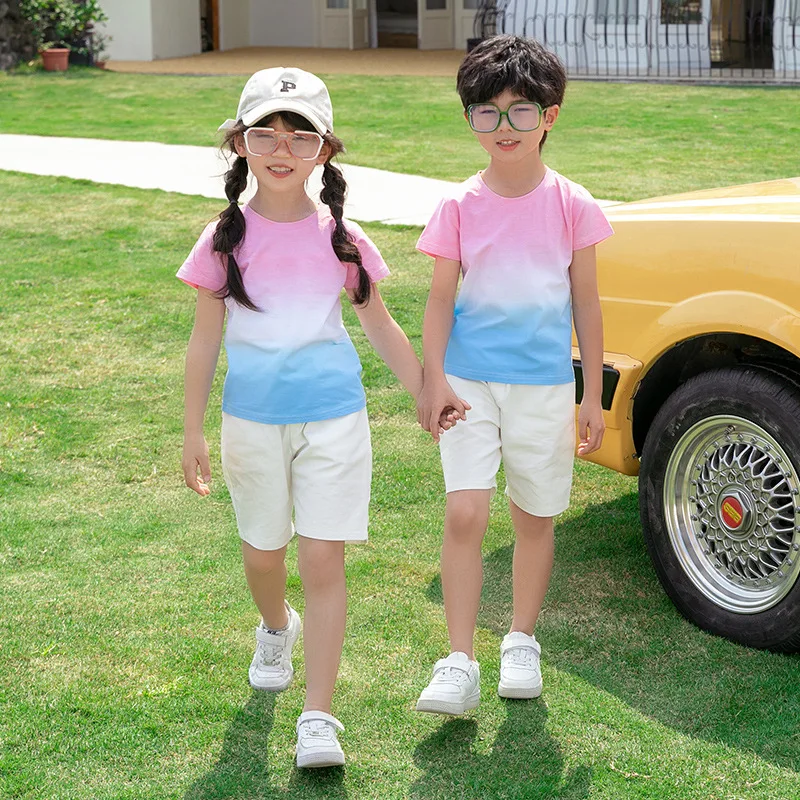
left=425, top=491, right=800, bottom=773
left=409, top=711, right=592, bottom=800
left=183, top=690, right=347, bottom=799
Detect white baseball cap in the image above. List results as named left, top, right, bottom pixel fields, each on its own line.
left=218, top=67, right=334, bottom=134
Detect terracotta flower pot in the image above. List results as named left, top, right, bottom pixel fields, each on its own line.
left=41, top=48, right=70, bottom=72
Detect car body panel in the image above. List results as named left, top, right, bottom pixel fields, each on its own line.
left=572, top=177, right=800, bottom=475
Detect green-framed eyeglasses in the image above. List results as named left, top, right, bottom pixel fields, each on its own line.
left=466, top=101, right=546, bottom=133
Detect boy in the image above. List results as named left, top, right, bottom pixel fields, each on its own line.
left=415, top=35, right=612, bottom=713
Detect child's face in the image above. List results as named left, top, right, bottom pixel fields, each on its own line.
left=234, top=116, right=330, bottom=193
left=467, top=89, right=559, bottom=165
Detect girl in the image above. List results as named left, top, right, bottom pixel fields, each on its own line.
left=178, top=67, right=456, bottom=768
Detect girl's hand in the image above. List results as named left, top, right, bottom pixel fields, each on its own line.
left=182, top=433, right=212, bottom=496
left=418, top=377, right=471, bottom=443
left=577, top=398, right=606, bottom=457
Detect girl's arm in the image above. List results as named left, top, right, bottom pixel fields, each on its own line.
left=182, top=288, right=226, bottom=495
left=570, top=244, right=606, bottom=456
left=348, top=285, right=424, bottom=401
left=420, top=256, right=470, bottom=442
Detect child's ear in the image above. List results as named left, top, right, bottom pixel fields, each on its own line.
left=316, top=141, right=333, bottom=165
left=233, top=134, right=247, bottom=159
left=544, top=105, right=560, bottom=130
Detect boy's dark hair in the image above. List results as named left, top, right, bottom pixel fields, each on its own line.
left=457, top=35, right=567, bottom=149
left=213, top=111, right=371, bottom=311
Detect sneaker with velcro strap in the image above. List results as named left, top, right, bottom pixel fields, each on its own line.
left=415, top=651, right=481, bottom=715
left=248, top=602, right=301, bottom=692
left=296, top=710, right=346, bottom=768
left=498, top=631, right=543, bottom=699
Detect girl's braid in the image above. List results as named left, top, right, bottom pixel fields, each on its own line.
left=212, top=127, right=258, bottom=311
left=320, top=141, right=371, bottom=306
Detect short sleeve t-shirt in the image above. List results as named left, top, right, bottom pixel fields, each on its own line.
left=416, top=168, right=613, bottom=385
left=177, top=205, right=389, bottom=424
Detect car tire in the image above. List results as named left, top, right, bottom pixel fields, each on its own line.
left=639, top=366, right=800, bottom=651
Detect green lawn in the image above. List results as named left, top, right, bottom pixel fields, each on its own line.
left=2, top=170, right=799, bottom=799
left=1, top=69, right=799, bottom=200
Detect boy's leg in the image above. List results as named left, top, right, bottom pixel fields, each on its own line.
left=241, top=541, right=289, bottom=629
left=508, top=503, right=554, bottom=634
left=298, top=537, right=346, bottom=714
left=442, top=489, right=492, bottom=659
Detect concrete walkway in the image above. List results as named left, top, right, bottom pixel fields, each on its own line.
left=0, top=133, right=617, bottom=224
left=0, top=134, right=459, bottom=226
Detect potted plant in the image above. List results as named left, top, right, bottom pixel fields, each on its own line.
left=69, top=0, right=108, bottom=66
left=91, top=31, right=111, bottom=69
left=20, top=0, right=107, bottom=71
left=20, top=0, right=77, bottom=70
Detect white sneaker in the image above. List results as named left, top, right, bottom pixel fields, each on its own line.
left=498, top=631, right=543, bottom=699
left=415, top=651, right=481, bottom=715
left=248, top=603, right=301, bottom=692
left=296, top=710, right=345, bottom=768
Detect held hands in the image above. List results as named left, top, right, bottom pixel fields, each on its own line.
left=182, top=432, right=212, bottom=496
left=577, top=397, right=606, bottom=457
left=417, top=375, right=472, bottom=443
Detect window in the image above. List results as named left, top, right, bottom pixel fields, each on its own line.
left=660, top=0, right=703, bottom=24
left=427, top=0, right=447, bottom=9
left=327, top=0, right=348, bottom=8
left=595, top=0, right=639, bottom=20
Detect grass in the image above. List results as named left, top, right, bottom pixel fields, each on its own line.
left=2, top=170, right=800, bottom=799
left=1, top=69, right=800, bottom=200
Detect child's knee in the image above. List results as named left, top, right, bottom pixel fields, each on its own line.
left=445, top=490, right=491, bottom=540
left=241, top=540, right=287, bottom=575
left=298, top=538, right=344, bottom=587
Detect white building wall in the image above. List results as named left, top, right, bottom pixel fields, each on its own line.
left=219, top=0, right=251, bottom=49
left=250, top=0, right=318, bottom=47
left=101, top=0, right=154, bottom=60
left=152, top=0, right=203, bottom=59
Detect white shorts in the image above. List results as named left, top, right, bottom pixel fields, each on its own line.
left=439, top=375, right=576, bottom=518
left=220, top=409, right=372, bottom=551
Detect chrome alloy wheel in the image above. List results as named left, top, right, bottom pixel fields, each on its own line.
left=663, top=415, right=800, bottom=613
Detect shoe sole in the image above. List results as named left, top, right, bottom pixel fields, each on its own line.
left=415, top=692, right=480, bottom=716
left=296, top=750, right=345, bottom=769
left=497, top=681, right=543, bottom=699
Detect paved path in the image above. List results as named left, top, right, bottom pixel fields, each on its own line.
left=0, top=133, right=617, bottom=224
left=0, top=134, right=461, bottom=226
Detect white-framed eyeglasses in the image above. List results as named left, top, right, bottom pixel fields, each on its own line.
left=243, top=127, right=325, bottom=160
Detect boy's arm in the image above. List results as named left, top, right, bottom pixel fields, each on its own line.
left=420, top=256, right=470, bottom=442
left=570, top=244, right=606, bottom=456
left=182, top=288, right=226, bottom=495
left=348, top=285, right=424, bottom=402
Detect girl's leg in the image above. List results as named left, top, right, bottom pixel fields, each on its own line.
left=298, top=537, right=346, bottom=714
left=241, top=541, right=289, bottom=629
left=508, top=501, right=554, bottom=634
left=441, top=489, right=492, bottom=659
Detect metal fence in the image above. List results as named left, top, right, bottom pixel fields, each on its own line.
left=473, top=0, right=800, bottom=82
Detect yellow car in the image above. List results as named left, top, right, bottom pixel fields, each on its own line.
left=573, top=176, right=800, bottom=652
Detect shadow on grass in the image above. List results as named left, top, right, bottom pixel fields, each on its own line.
left=184, top=691, right=347, bottom=800
left=410, top=711, right=591, bottom=800
left=426, top=492, right=800, bottom=773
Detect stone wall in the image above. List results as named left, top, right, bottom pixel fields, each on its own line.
left=0, top=0, right=36, bottom=70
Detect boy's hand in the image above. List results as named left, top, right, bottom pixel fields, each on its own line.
left=418, top=376, right=471, bottom=443
left=182, top=432, right=212, bottom=496
left=577, top=399, right=605, bottom=457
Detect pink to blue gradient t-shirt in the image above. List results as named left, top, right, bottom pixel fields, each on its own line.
left=177, top=205, right=389, bottom=424
left=416, top=168, right=613, bottom=385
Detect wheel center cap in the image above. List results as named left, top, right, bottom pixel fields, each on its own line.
left=717, top=488, right=753, bottom=536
